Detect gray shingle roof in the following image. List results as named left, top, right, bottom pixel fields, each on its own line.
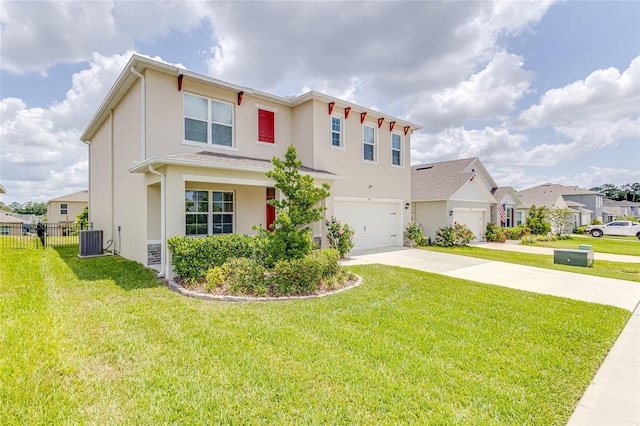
left=129, top=151, right=337, bottom=178
left=411, top=158, right=477, bottom=201
left=0, top=211, right=25, bottom=223
left=517, top=183, right=597, bottom=209
left=48, top=190, right=89, bottom=204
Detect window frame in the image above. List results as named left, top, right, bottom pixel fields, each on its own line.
left=185, top=190, right=235, bottom=237
left=60, top=203, right=68, bottom=215
left=362, top=124, right=377, bottom=163
left=391, top=132, right=403, bottom=167
left=183, top=93, right=235, bottom=149
left=330, top=114, right=345, bottom=150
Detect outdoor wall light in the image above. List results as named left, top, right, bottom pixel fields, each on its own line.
left=449, top=210, right=453, bottom=216
left=405, top=203, right=410, bottom=210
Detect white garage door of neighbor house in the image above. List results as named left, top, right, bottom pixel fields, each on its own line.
left=334, top=201, right=399, bottom=251
left=452, top=210, right=484, bottom=242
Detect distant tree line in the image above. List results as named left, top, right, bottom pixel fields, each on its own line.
left=590, top=183, right=640, bottom=202
left=1, top=201, right=47, bottom=215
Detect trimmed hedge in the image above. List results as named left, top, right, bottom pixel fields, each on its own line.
left=167, top=234, right=259, bottom=283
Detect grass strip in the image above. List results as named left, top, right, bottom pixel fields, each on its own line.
left=425, top=245, right=640, bottom=282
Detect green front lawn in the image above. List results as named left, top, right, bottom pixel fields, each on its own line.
left=425, top=245, right=640, bottom=282
left=0, top=246, right=630, bottom=425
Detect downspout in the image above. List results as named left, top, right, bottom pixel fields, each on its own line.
left=148, top=165, right=166, bottom=278
left=130, top=67, right=146, bottom=161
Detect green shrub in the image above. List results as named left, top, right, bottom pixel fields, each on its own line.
left=525, top=205, right=551, bottom=235
left=433, top=223, right=474, bottom=247
left=269, top=254, right=326, bottom=295
left=405, top=223, right=427, bottom=247
left=485, top=223, right=507, bottom=242
left=307, top=248, right=341, bottom=279
left=506, top=225, right=530, bottom=240
left=204, top=266, right=225, bottom=292
left=574, top=225, right=587, bottom=234
left=590, top=218, right=603, bottom=225
left=220, top=258, right=267, bottom=296
left=326, top=217, right=355, bottom=257
left=521, top=234, right=573, bottom=245
left=167, top=234, right=260, bottom=283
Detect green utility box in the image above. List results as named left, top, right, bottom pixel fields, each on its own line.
left=554, top=249, right=594, bottom=267
left=578, top=244, right=593, bottom=251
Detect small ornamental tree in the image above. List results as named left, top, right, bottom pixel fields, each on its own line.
left=326, top=216, right=355, bottom=257
left=76, top=205, right=89, bottom=228
left=256, top=145, right=331, bottom=266
left=525, top=205, right=551, bottom=235
left=548, top=207, right=573, bottom=235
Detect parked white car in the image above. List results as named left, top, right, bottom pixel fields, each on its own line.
left=584, top=221, right=640, bottom=239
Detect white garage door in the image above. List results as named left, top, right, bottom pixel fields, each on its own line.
left=452, top=210, right=484, bottom=242
left=334, top=201, right=400, bottom=251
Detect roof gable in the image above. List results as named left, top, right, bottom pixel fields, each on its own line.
left=516, top=183, right=597, bottom=209
left=411, top=157, right=498, bottom=202
left=48, top=190, right=89, bottom=204
left=80, top=54, right=421, bottom=143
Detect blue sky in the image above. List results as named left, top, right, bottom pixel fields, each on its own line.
left=1, top=0, right=639, bottom=205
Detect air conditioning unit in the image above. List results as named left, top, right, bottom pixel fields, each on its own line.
left=79, top=230, right=103, bottom=257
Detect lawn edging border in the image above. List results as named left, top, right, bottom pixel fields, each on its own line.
left=164, top=275, right=363, bottom=302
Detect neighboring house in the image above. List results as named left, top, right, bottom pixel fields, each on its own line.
left=491, top=186, right=522, bottom=228
left=516, top=183, right=604, bottom=230
left=80, top=54, right=420, bottom=276
left=0, top=211, right=25, bottom=236
left=411, top=158, right=504, bottom=242
left=603, top=199, right=640, bottom=221
left=47, top=190, right=89, bottom=224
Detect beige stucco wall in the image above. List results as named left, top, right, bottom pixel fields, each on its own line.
left=87, top=65, right=415, bottom=270
left=145, top=70, right=294, bottom=162
left=47, top=201, right=87, bottom=224
left=413, top=201, right=447, bottom=242
left=88, top=114, right=113, bottom=240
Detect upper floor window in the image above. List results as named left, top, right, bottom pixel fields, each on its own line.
left=363, top=125, right=376, bottom=162
left=184, top=94, right=233, bottom=147
left=391, top=133, right=402, bottom=166
left=258, top=108, right=275, bottom=144
left=60, top=203, right=68, bottom=215
left=331, top=116, right=343, bottom=148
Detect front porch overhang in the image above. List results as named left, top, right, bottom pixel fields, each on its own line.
left=128, top=151, right=342, bottom=182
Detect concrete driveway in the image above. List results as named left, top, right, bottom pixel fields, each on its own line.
left=341, top=246, right=640, bottom=425
left=342, top=246, right=639, bottom=310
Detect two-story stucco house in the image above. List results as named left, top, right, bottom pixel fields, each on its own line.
left=80, top=55, right=420, bottom=276
left=47, top=190, right=89, bottom=224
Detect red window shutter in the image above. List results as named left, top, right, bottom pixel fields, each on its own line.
left=258, top=109, right=275, bottom=143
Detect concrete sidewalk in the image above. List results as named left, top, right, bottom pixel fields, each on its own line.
left=341, top=247, right=640, bottom=425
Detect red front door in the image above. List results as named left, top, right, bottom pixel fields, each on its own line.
left=266, top=188, right=276, bottom=231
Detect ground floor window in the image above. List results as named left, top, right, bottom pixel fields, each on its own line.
left=506, top=208, right=513, bottom=227
left=185, top=190, right=234, bottom=236
left=0, top=226, right=9, bottom=235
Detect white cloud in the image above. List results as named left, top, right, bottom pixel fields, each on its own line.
left=0, top=1, right=205, bottom=74
left=410, top=51, right=532, bottom=132
left=518, top=55, right=640, bottom=127
left=202, top=1, right=551, bottom=108
left=1, top=51, right=153, bottom=202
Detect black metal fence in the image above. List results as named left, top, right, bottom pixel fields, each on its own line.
left=0, top=222, right=92, bottom=249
